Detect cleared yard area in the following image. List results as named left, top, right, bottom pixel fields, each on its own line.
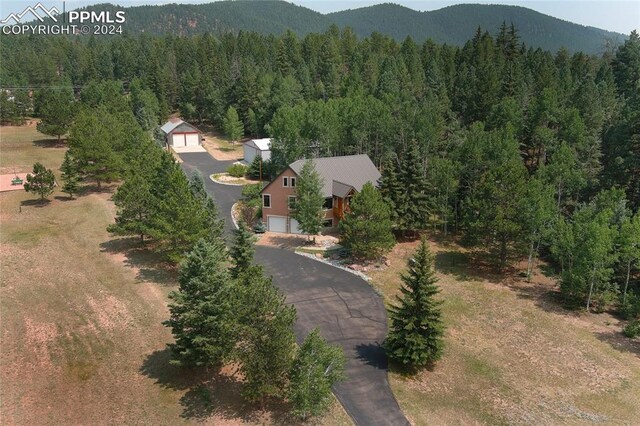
left=199, top=125, right=244, bottom=161
left=0, top=126, right=351, bottom=425
left=369, top=239, right=640, bottom=425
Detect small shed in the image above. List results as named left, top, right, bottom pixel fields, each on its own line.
left=243, top=138, right=271, bottom=164
left=161, top=119, right=202, bottom=149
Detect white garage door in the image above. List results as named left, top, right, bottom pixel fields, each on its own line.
left=185, top=133, right=199, bottom=147
left=172, top=133, right=186, bottom=147
left=267, top=216, right=287, bottom=233
left=290, top=218, right=303, bottom=234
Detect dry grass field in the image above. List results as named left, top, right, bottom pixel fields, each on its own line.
left=369, top=239, right=640, bottom=425
left=0, top=125, right=351, bottom=426
left=199, top=125, right=245, bottom=161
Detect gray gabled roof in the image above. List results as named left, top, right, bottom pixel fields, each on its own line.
left=289, top=154, right=380, bottom=198
left=332, top=180, right=355, bottom=198
left=160, top=119, right=183, bottom=134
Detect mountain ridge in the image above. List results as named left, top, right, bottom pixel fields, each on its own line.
left=51, top=1, right=627, bottom=53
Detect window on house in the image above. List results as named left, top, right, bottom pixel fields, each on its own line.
left=263, top=194, right=271, bottom=208
left=283, top=177, right=289, bottom=187
left=323, top=197, right=333, bottom=209
left=288, top=196, right=296, bottom=210
left=323, top=218, right=334, bottom=228
left=290, top=177, right=296, bottom=187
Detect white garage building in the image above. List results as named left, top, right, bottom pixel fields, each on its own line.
left=161, top=119, right=202, bottom=149
left=243, top=138, right=271, bottom=164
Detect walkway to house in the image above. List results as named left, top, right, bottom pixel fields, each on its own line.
left=179, top=152, right=409, bottom=426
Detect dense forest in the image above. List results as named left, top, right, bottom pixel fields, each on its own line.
left=15, top=1, right=625, bottom=53
left=1, top=24, right=638, bottom=318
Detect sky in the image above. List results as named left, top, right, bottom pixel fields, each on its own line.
left=1, top=0, right=638, bottom=34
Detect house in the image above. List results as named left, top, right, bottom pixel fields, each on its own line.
left=160, top=119, right=202, bottom=149
left=243, top=138, right=271, bottom=164
left=260, top=154, right=381, bottom=234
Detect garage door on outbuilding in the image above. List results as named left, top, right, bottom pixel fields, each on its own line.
left=161, top=119, right=203, bottom=150
left=267, top=216, right=287, bottom=233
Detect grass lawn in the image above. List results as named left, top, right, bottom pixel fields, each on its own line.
left=0, top=125, right=351, bottom=425
left=369, top=239, right=640, bottom=425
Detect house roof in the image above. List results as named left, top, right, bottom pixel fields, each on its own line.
left=160, top=119, right=183, bottom=134
left=246, top=138, right=271, bottom=151
left=289, top=154, right=380, bottom=198
left=332, top=180, right=355, bottom=198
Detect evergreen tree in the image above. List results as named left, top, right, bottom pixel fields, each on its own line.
left=384, top=238, right=444, bottom=369
left=236, top=265, right=297, bottom=401
left=399, top=142, right=429, bottom=235
left=289, top=328, right=346, bottom=419
left=188, top=171, right=224, bottom=243
left=339, top=182, right=395, bottom=260
left=36, top=88, right=76, bottom=142
left=107, top=174, right=155, bottom=243
left=60, top=151, right=80, bottom=199
left=223, top=106, right=244, bottom=144
left=292, top=160, right=325, bottom=237
left=229, top=222, right=257, bottom=278
left=68, top=109, right=124, bottom=189
left=164, top=239, right=236, bottom=367
left=24, top=162, right=55, bottom=201
left=378, top=156, right=404, bottom=229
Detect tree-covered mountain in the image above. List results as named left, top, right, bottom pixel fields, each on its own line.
left=328, top=3, right=626, bottom=54
left=61, top=1, right=625, bottom=53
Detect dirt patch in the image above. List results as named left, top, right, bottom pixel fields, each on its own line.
left=257, top=231, right=339, bottom=250
left=0, top=173, right=28, bottom=192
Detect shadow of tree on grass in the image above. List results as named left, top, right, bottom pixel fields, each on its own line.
left=140, top=348, right=297, bottom=423
left=100, top=237, right=178, bottom=287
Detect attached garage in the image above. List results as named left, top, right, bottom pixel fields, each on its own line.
left=290, top=218, right=303, bottom=234
left=267, top=216, right=287, bottom=233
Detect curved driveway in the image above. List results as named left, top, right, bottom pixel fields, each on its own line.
left=180, top=152, right=408, bottom=426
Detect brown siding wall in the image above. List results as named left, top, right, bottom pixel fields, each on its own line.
left=262, top=168, right=334, bottom=232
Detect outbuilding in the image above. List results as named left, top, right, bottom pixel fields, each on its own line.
left=161, top=119, right=202, bottom=149
left=243, top=138, right=271, bottom=164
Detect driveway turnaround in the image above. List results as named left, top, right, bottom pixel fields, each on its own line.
left=180, top=152, right=409, bottom=426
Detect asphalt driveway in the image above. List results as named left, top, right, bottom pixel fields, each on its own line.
left=180, top=152, right=408, bottom=426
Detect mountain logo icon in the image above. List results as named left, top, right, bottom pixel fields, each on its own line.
left=1, top=3, right=59, bottom=24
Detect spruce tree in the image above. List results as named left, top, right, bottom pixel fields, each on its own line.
left=289, top=328, right=346, bottom=419
left=60, top=151, right=80, bottom=199
left=189, top=171, right=224, bottom=242
left=164, top=239, right=236, bottom=367
left=378, top=156, right=404, bottom=229
left=229, top=222, right=257, bottom=278
left=292, top=159, right=325, bottom=237
left=236, top=265, right=297, bottom=401
left=399, top=142, right=430, bottom=235
left=339, top=182, right=395, bottom=260
left=384, top=238, right=444, bottom=369
left=24, top=162, right=55, bottom=201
